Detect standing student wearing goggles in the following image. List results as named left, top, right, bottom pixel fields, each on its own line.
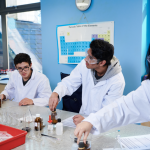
left=49, top=39, right=125, bottom=125
left=74, top=45, right=150, bottom=144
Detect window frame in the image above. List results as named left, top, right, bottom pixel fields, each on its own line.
left=0, top=0, right=40, bottom=69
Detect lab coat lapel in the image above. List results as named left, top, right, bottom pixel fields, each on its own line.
left=95, top=80, right=107, bottom=87
left=89, top=72, right=95, bottom=87
left=18, top=72, right=24, bottom=87
left=25, top=69, right=35, bottom=86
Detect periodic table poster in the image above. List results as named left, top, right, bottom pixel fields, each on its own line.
left=56, top=21, right=114, bottom=64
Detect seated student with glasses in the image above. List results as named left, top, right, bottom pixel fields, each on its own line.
left=49, top=39, right=125, bottom=125
left=0, top=53, right=52, bottom=106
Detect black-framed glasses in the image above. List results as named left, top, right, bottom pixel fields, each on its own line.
left=17, top=66, right=30, bottom=72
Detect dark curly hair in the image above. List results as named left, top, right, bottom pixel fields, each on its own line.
left=145, top=45, right=150, bottom=80
left=14, top=53, right=32, bottom=66
left=90, top=39, right=114, bottom=66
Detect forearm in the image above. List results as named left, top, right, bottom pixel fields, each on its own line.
left=53, top=84, right=69, bottom=100
left=84, top=86, right=150, bottom=134
left=1, top=90, right=9, bottom=100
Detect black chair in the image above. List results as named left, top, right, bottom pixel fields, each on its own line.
left=60, top=72, right=82, bottom=113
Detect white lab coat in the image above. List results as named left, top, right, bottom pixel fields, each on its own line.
left=84, top=80, right=150, bottom=135
left=54, top=59, right=125, bottom=116
left=1, top=69, right=52, bottom=106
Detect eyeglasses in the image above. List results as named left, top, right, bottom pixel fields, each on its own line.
left=17, top=66, right=30, bottom=72
left=85, top=49, right=101, bottom=64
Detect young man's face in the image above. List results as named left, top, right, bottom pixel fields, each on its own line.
left=16, top=62, right=32, bottom=79
left=85, top=48, right=100, bottom=69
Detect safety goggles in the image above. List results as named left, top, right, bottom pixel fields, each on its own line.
left=147, top=55, right=150, bottom=63
left=17, top=66, right=30, bottom=72
left=85, top=49, right=101, bottom=64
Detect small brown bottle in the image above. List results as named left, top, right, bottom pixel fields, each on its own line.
left=78, top=142, right=86, bottom=150
left=35, top=114, right=42, bottom=131
left=51, top=108, right=58, bottom=124
left=84, top=141, right=90, bottom=150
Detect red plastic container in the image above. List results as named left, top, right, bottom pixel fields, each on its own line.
left=0, top=124, right=27, bottom=150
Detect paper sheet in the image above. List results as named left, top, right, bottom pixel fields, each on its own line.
left=62, top=116, right=76, bottom=128
left=119, top=134, right=150, bottom=150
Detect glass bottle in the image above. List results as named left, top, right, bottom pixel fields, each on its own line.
left=78, top=142, right=86, bottom=150
left=51, top=108, right=58, bottom=124
left=35, top=114, right=42, bottom=131
left=48, top=115, right=53, bottom=131
left=56, top=118, right=63, bottom=135
left=71, top=138, right=78, bottom=150
left=84, top=141, right=91, bottom=150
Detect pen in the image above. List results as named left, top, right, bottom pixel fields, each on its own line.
left=41, top=133, right=57, bottom=139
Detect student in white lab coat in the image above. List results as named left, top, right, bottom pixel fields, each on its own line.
left=74, top=46, right=150, bottom=143
left=1, top=53, right=52, bottom=106
left=49, top=39, right=125, bottom=125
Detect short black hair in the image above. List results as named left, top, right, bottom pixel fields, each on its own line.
left=90, top=39, right=114, bottom=66
left=14, top=53, right=32, bottom=66
left=145, top=45, right=150, bottom=80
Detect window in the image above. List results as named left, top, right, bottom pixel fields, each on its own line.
left=7, top=11, right=42, bottom=72
left=0, top=16, right=3, bottom=69
left=0, top=0, right=40, bottom=70
left=6, top=0, right=40, bottom=7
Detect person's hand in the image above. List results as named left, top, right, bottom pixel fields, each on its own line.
left=0, top=94, right=6, bottom=100
left=19, top=98, right=34, bottom=106
left=49, top=92, right=59, bottom=111
left=73, top=115, right=85, bottom=125
left=74, top=121, right=93, bottom=144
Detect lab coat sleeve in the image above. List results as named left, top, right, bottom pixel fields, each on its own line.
left=1, top=72, right=15, bottom=100
left=102, top=80, right=125, bottom=107
left=53, top=60, right=83, bottom=100
left=32, top=77, right=52, bottom=106
left=83, top=80, right=150, bottom=135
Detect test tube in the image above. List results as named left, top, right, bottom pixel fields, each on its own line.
left=16, top=113, right=22, bottom=129
left=11, top=113, right=17, bottom=126
left=22, top=113, right=27, bottom=131
left=36, top=122, right=42, bottom=141
left=113, top=131, right=123, bottom=150
left=6, top=111, right=11, bottom=126
left=30, top=120, right=36, bottom=140
left=2, top=109, right=7, bottom=125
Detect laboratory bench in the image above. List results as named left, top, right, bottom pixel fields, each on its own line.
left=1, top=100, right=150, bottom=150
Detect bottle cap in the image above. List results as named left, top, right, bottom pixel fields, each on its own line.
left=57, top=118, right=61, bottom=122
left=36, top=114, right=40, bottom=117
left=78, top=142, right=85, bottom=148
left=74, top=138, right=77, bottom=143
left=52, top=108, right=56, bottom=112
left=48, top=115, right=52, bottom=123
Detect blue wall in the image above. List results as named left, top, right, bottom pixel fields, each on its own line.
left=41, top=0, right=142, bottom=109
left=141, top=0, right=150, bottom=78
